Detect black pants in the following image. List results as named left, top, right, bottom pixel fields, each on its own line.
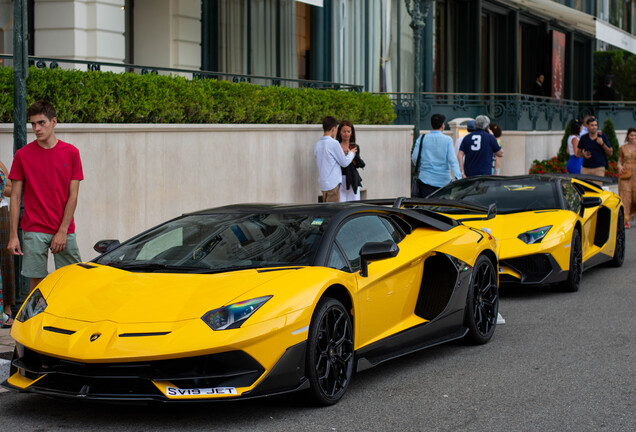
left=413, top=179, right=439, bottom=198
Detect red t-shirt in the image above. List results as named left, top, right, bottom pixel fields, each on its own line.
left=9, top=140, right=84, bottom=234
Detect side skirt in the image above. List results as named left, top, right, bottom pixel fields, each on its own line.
left=355, top=316, right=468, bottom=372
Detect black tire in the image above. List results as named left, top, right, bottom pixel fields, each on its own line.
left=305, top=297, right=354, bottom=406
left=465, top=255, right=498, bottom=345
left=561, top=229, right=583, bottom=292
left=609, top=209, right=625, bottom=267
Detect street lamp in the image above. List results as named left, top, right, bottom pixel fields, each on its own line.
left=404, top=0, right=430, bottom=142
left=13, top=0, right=28, bottom=154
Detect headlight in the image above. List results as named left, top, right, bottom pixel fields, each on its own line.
left=16, top=289, right=48, bottom=322
left=201, top=296, right=272, bottom=330
left=517, top=226, right=552, bottom=244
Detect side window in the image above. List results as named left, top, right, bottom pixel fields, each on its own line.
left=335, top=215, right=398, bottom=272
left=561, top=182, right=581, bottom=214
left=327, top=246, right=349, bottom=271
left=137, top=227, right=183, bottom=260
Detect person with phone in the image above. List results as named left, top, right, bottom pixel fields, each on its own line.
left=336, top=120, right=365, bottom=201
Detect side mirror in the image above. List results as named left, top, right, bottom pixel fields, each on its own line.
left=579, top=196, right=602, bottom=216
left=93, top=239, right=120, bottom=254
left=359, top=241, right=399, bottom=277
left=486, top=203, right=497, bottom=220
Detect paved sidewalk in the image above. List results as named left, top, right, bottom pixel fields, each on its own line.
left=0, top=326, right=13, bottom=392
left=0, top=326, right=14, bottom=354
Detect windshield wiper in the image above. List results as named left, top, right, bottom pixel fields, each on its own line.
left=107, top=261, right=211, bottom=273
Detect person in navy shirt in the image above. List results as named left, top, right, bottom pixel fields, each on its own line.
left=579, top=116, right=613, bottom=183
left=458, top=115, right=504, bottom=177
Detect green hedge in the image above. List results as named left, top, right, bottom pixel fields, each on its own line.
left=594, top=50, right=636, bottom=100
left=0, top=67, right=396, bottom=125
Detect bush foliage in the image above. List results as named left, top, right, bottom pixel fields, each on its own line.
left=594, top=50, right=636, bottom=100
left=0, top=67, right=396, bottom=125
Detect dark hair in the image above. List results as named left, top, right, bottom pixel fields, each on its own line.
left=322, top=116, right=338, bottom=132
left=27, top=100, right=57, bottom=121
left=336, top=120, right=356, bottom=143
left=626, top=127, right=636, bottom=142
left=570, top=119, right=582, bottom=136
left=430, top=114, right=446, bottom=130
left=489, top=123, right=502, bottom=138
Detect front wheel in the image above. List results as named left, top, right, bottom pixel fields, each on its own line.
left=305, top=297, right=354, bottom=406
left=465, top=255, right=498, bottom=345
left=561, top=229, right=582, bottom=292
left=609, top=209, right=625, bottom=267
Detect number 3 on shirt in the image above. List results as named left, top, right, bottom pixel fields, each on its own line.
left=471, top=135, right=481, bottom=151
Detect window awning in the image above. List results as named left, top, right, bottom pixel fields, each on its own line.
left=596, top=20, right=636, bottom=55
left=296, top=0, right=323, bottom=7
left=501, top=0, right=595, bottom=36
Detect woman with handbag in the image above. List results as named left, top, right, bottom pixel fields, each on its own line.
left=337, top=121, right=365, bottom=202
left=618, top=127, right=636, bottom=229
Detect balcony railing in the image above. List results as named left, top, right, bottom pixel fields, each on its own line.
left=0, top=54, right=363, bottom=92
left=381, top=92, right=636, bottom=131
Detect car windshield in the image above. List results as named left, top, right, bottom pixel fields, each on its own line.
left=95, top=213, right=329, bottom=272
left=429, top=178, right=560, bottom=214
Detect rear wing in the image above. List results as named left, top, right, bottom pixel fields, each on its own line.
left=360, top=197, right=497, bottom=221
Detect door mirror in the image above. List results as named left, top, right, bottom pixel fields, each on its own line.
left=579, top=196, right=602, bottom=216
left=359, top=241, right=399, bottom=277
left=93, top=239, right=120, bottom=254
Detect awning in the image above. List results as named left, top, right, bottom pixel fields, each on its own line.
left=596, top=20, right=636, bottom=55
left=296, top=0, right=323, bottom=7
left=500, top=0, right=595, bottom=36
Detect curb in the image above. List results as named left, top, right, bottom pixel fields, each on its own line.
left=0, top=358, right=10, bottom=390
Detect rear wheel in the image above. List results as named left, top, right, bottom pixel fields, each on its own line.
left=306, top=297, right=354, bottom=406
left=465, top=255, right=498, bottom=345
left=561, top=229, right=582, bottom=292
left=609, top=209, right=625, bottom=267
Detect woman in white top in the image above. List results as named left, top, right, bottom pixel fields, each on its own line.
left=566, top=119, right=583, bottom=174
left=0, top=160, right=15, bottom=328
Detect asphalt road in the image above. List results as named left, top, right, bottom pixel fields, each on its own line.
left=1, top=231, right=634, bottom=432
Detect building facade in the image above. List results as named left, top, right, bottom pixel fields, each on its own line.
left=1, top=1, right=635, bottom=99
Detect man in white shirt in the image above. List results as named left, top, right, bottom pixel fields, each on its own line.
left=314, top=116, right=357, bottom=202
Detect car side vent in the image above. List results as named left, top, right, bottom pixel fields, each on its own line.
left=593, top=206, right=611, bottom=247
left=415, top=254, right=458, bottom=321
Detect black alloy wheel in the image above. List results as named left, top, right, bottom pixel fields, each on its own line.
left=465, top=255, right=498, bottom=345
left=306, top=297, right=354, bottom=406
left=561, top=229, right=583, bottom=292
left=609, top=209, right=626, bottom=267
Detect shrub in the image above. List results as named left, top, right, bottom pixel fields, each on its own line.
left=528, top=157, right=566, bottom=174
left=607, top=160, right=619, bottom=178
left=557, top=119, right=573, bottom=162
left=0, top=67, right=396, bottom=125
left=602, top=117, right=619, bottom=163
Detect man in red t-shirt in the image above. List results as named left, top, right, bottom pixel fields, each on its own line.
left=8, top=100, right=84, bottom=292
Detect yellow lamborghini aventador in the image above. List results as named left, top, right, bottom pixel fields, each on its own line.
left=3, top=200, right=499, bottom=405
left=426, top=174, right=625, bottom=292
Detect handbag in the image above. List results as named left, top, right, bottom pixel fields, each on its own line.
left=619, top=168, right=631, bottom=180
left=411, top=134, right=425, bottom=197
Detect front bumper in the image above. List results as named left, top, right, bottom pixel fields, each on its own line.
left=1, top=341, right=308, bottom=402
left=498, top=253, right=567, bottom=285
